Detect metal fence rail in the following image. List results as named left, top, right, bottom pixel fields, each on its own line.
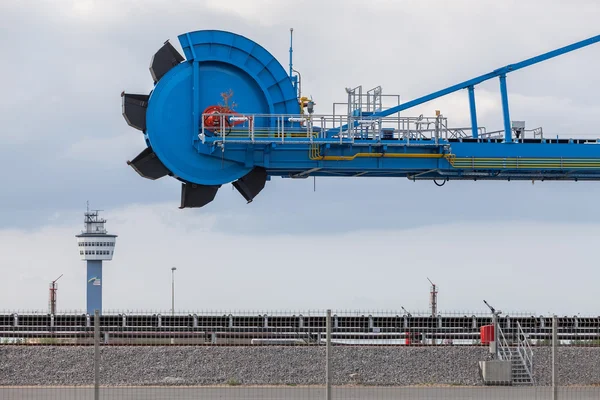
left=1, top=309, right=599, bottom=400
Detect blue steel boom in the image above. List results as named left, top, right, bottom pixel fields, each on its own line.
left=122, top=30, right=600, bottom=208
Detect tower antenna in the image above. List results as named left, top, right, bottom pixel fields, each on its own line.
left=289, top=28, right=301, bottom=99
left=289, top=28, right=293, bottom=78
left=428, top=277, right=438, bottom=316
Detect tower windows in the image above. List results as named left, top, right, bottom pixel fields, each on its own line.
left=78, top=239, right=116, bottom=251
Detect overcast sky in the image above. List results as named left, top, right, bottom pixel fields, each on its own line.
left=1, top=0, right=599, bottom=316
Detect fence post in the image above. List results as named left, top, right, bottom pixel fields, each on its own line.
left=326, top=309, right=332, bottom=400
left=94, top=309, right=100, bottom=400
left=552, top=314, right=558, bottom=400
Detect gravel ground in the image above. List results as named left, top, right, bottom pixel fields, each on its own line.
left=530, top=347, right=600, bottom=386
left=1, top=346, right=599, bottom=386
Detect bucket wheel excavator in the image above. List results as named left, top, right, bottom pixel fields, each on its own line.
left=122, top=30, right=600, bottom=208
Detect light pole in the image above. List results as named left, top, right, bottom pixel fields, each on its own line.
left=171, top=267, right=176, bottom=316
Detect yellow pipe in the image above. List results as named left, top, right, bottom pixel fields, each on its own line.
left=446, top=154, right=600, bottom=168
left=309, top=143, right=445, bottom=161
left=450, top=161, right=600, bottom=164
left=448, top=155, right=600, bottom=169
left=452, top=165, right=600, bottom=169
left=311, top=149, right=600, bottom=169
left=450, top=164, right=600, bottom=167
left=312, top=153, right=445, bottom=161
left=451, top=163, right=600, bottom=165
left=449, top=158, right=600, bottom=162
left=448, top=160, right=600, bottom=163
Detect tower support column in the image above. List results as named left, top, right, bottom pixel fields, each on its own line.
left=87, top=260, right=103, bottom=315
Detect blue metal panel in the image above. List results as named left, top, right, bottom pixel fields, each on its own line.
left=197, top=138, right=600, bottom=181
left=506, top=35, right=600, bottom=71
left=86, top=260, right=102, bottom=315
left=468, top=86, right=478, bottom=139
left=499, top=75, right=512, bottom=142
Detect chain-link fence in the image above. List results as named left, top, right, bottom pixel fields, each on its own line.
left=1, top=309, right=599, bottom=399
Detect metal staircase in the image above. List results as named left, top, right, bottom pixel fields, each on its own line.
left=498, top=322, right=534, bottom=385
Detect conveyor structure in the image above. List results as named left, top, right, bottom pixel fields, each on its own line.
left=2, top=314, right=599, bottom=344
left=121, top=30, right=600, bottom=208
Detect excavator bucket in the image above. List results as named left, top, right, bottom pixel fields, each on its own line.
left=150, top=40, right=184, bottom=83
left=232, top=167, right=268, bottom=203
left=126, top=147, right=170, bottom=180
left=180, top=182, right=220, bottom=208
left=121, top=93, right=149, bottom=131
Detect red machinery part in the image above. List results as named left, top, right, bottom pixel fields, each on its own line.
left=202, top=105, right=247, bottom=133
left=480, top=324, right=494, bottom=344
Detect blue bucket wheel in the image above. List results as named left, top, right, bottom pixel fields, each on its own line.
left=122, top=30, right=299, bottom=207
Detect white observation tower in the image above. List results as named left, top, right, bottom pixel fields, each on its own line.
left=75, top=206, right=117, bottom=315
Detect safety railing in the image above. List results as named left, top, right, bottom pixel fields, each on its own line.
left=480, top=127, right=544, bottom=140
left=497, top=324, right=513, bottom=361
left=336, top=85, right=400, bottom=116
left=516, top=321, right=535, bottom=383
left=532, top=127, right=544, bottom=138
left=198, top=112, right=489, bottom=145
